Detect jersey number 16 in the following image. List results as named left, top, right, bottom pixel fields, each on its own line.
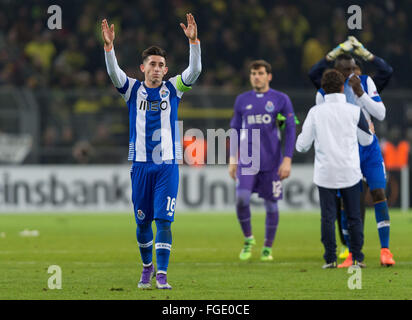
left=166, top=196, right=176, bottom=213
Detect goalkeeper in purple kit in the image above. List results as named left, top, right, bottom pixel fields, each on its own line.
left=228, top=60, right=296, bottom=261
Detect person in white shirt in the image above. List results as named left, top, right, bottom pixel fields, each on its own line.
left=296, top=69, right=373, bottom=268
left=316, top=54, right=396, bottom=268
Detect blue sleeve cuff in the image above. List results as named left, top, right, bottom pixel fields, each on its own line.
left=117, top=78, right=129, bottom=94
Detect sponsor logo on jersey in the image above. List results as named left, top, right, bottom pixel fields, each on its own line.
left=247, top=113, right=272, bottom=124
left=139, top=100, right=168, bottom=111
left=137, top=209, right=145, bottom=220
left=246, top=104, right=253, bottom=110
left=265, top=101, right=275, bottom=112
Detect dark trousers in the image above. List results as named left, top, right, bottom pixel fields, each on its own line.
left=336, top=179, right=368, bottom=246
left=318, top=182, right=364, bottom=263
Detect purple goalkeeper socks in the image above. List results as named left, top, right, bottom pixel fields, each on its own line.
left=264, top=201, right=279, bottom=248
left=236, top=190, right=252, bottom=237
left=236, top=203, right=252, bottom=237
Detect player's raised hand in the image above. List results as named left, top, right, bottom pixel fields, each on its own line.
left=101, top=19, right=115, bottom=50
left=348, top=36, right=374, bottom=61
left=180, top=13, right=198, bottom=41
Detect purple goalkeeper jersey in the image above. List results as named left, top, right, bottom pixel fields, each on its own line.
left=230, top=88, right=296, bottom=172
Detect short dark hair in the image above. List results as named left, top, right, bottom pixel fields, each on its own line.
left=249, top=60, right=272, bottom=74
left=321, top=69, right=345, bottom=94
left=142, top=46, right=167, bottom=63
left=334, top=53, right=354, bottom=66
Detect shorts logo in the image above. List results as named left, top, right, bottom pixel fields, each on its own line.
left=265, top=101, right=275, bottom=112
left=137, top=209, right=145, bottom=220
left=160, top=90, right=169, bottom=98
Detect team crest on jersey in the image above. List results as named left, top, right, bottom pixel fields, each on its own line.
left=160, top=89, right=169, bottom=98
left=265, top=101, right=275, bottom=112
left=137, top=209, right=145, bottom=220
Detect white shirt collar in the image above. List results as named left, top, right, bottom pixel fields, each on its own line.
left=324, top=93, right=347, bottom=103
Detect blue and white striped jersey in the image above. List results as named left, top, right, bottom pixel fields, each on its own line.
left=119, top=75, right=188, bottom=162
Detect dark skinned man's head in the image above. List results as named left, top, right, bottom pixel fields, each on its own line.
left=334, top=53, right=357, bottom=79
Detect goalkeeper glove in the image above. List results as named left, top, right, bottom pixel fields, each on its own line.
left=348, top=36, right=374, bottom=61
left=326, top=39, right=353, bottom=61
left=277, top=114, right=300, bottom=130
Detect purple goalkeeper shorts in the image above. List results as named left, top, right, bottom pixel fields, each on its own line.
left=236, top=167, right=283, bottom=201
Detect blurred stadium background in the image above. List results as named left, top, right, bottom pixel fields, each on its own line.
left=0, top=0, right=411, bottom=213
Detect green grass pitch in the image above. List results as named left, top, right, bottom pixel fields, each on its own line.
left=0, top=210, right=411, bottom=300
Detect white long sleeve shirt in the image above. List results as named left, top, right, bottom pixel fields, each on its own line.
left=296, top=93, right=373, bottom=189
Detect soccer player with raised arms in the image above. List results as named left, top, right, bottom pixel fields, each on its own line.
left=101, top=14, right=201, bottom=289
left=228, top=60, right=296, bottom=261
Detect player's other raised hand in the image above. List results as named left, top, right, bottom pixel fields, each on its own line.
left=101, top=19, right=115, bottom=50
left=180, top=13, right=198, bottom=42
left=348, top=36, right=374, bottom=61
left=326, top=39, right=353, bottom=61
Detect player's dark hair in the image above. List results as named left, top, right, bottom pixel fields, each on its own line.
left=321, top=69, right=345, bottom=94
left=249, top=60, right=272, bottom=74
left=334, top=53, right=354, bottom=67
left=142, top=46, right=167, bottom=63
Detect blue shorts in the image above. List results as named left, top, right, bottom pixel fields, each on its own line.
left=359, top=135, right=386, bottom=190
left=130, top=162, right=179, bottom=224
